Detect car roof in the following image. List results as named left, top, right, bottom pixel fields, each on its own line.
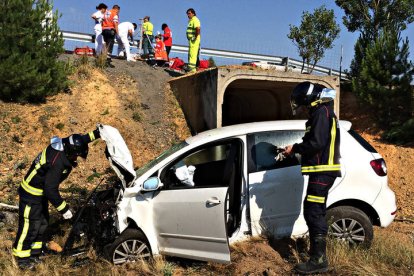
left=186, top=120, right=352, bottom=145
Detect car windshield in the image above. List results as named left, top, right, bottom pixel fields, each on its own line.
left=136, top=141, right=188, bottom=177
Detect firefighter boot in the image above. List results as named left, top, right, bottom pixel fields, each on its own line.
left=17, top=258, right=35, bottom=270
left=294, top=235, right=328, bottom=275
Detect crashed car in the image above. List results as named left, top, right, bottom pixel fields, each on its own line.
left=64, top=122, right=396, bottom=264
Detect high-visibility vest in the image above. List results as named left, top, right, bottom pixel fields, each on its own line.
left=155, top=40, right=168, bottom=60
left=186, top=16, right=200, bottom=40
left=143, top=21, right=153, bottom=35
left=102, top=9, right=118, bottom=30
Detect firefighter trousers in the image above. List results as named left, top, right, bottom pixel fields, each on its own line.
left=188, top=37, right=200, bottom=72
left=12, top=198, right=49, bottom=260
left=303, top=174, right=336, bottom=238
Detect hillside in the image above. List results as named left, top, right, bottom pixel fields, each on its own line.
left=0, top=58, right=413, bottom=275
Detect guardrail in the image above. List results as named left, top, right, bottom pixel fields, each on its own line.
left=62, top=30, right=344, bottom=78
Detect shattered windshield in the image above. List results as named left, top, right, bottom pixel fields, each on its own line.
left=136, top=141, right=188, bottom=177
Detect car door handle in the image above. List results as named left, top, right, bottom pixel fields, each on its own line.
left=206, top=197, right=221, bottom=205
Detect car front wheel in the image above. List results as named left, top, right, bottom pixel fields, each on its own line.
left=327, top=206, right=373, bottom=247
left=106, top=228, right=152, bottom=264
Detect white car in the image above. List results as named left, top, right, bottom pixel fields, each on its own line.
left=64, top=121, right=396, bottom=265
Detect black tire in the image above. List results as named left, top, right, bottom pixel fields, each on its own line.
left=326, top=206, right=373, bottom=247
left=106, top=228, right=152, bottom=265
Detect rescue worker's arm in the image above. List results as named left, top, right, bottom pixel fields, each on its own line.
left=82, top=128, right=101, bottom=143
left=114, top=15, right=119, bottom=34
left=291, top=108, right=330, bottom=156
left=44, top=161, right=70, bottom=214
left=128, top=29, right=134, bottom=42
left=195, top=27, right=200, bottom=38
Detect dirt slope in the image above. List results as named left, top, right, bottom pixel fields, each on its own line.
left=0, top=57, right=189, bottom=203
left=0, top=59, right=413, bottom=275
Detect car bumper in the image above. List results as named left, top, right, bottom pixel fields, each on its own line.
left=372, top=184, right=397, bottom=227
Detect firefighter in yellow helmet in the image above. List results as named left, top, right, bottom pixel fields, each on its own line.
left=12, top=129, right=100, bottom=269
left=186, top=8, right=201, bottom=73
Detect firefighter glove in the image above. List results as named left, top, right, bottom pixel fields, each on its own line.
left=63, top=209, right=73, bottom=220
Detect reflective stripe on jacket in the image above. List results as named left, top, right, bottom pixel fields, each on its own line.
left=186, top=16, right=200, bottom=41
left=292, top=102, right=341, bottom=177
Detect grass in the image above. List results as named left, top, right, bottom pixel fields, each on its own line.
left=55, top=123, right=65, bottom=130
left=0, top=223, right=412, bottom=275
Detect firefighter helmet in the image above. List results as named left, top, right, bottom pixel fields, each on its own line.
left=290, top=82, right=326, bottom=114
left=63, top=134, right=89, bottom=159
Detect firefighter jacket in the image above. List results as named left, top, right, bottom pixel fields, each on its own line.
left=292, top=101, right=341, bottom=177
left=18, top=130, right=100, bottom=214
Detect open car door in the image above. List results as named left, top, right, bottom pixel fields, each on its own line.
left=150, top=139, right=242, bottom=263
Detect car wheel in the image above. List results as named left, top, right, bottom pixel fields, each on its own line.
left=326, top=206, right=373, bottom=247
left=106, top=228, right=151, bottom=264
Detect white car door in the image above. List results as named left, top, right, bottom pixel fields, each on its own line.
left=247, top=130, right=308, bottom=238
left=151, top=139, right=242, bottom=263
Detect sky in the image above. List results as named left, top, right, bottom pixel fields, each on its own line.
left=53, top=0, right=414, bottom=70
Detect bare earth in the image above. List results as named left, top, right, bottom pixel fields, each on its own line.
left=0, top=58, right=412, bottom=275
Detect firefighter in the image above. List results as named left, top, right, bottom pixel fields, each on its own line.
left=12, top=129, right=100, bottom=269
left=283, top=82, right=341, bottom=275
left=186, top=8, right=200, bottom=73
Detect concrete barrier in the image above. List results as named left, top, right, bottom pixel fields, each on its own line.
left=169, top=67, right=340, bottom=134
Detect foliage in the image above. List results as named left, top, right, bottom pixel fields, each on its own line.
left=0, top=0, right=68, bottom=103
left=352, top=31, right=413, bottom=128
left=287, top=5, right=340, bottom=73
left=383, top=118, right=414, bottom=144
left=208, top=57, right=216, bottom=68
left=336, top=0, right=414, bottom=76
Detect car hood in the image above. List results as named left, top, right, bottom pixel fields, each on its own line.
left=98, top=124, right=136, bottom=189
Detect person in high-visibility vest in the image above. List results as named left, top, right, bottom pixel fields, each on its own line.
left=102, top=5, right=120, bottom=57
left=154, top=34, right=168, bottom=66
left=186, top=8, right=200, bottom=73
left=12, top=129, right=100, bottom=269
left=283, top=82, right=341, bottom=275
left=142, top=16, right=154, bottom=57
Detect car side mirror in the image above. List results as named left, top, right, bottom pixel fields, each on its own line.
left=142, top=177, right=162, bottom=191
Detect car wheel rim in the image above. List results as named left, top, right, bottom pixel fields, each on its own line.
left=112, top=239, right=151, bottom=264
left=329, top=218, right=366, bottom=245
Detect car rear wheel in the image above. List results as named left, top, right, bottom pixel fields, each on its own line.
left=327, top=206, right=373, bottom=247
left=106, top=228, right=151, bottom=264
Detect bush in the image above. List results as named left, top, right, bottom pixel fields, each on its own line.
left=0, top=0, right=69, bottom=103
left=383, top=118, right=414, bottom=144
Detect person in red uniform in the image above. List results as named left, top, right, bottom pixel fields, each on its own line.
left=154, top=34, right=168, bottom=66
left=12, top=129, right=100, bottom=269
left=161, top=23, right=172, bottom=59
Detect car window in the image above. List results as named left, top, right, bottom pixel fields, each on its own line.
left=161, top=139, right=242, bottom=190
left=136, top=141, right=188, bottom=178
left=247, top=130, right=304, bottom=173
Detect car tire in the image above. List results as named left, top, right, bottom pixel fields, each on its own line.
left=326, top=206, right=373, bottom=247
left=106, top=228, right=152, bottom=265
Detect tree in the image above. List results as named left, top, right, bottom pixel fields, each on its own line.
left=0, top=0, right=68, bottom=103
left=336, top=0, right=414, bottom=76
left=288, top=5, right=340, bottom=73
left=353, top=30, right=413, bottom=127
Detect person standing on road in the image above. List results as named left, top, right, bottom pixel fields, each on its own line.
left=161, top=23, right=172, bottom=59
left=102, top=4, right=120, bottom=57
left=12, top=129, right=100, bottom=270
left=142, top=16, right=154, bottom=58
left=91, top=3, right=107, bottom=56
left=116, top=22, right=137, bottom=62
left=186, top=8, right=200, bottom=73
left=283, top=82, right=341, bottom=275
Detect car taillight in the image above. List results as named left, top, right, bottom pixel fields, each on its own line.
left=370, top=158, right=387, bottom=176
